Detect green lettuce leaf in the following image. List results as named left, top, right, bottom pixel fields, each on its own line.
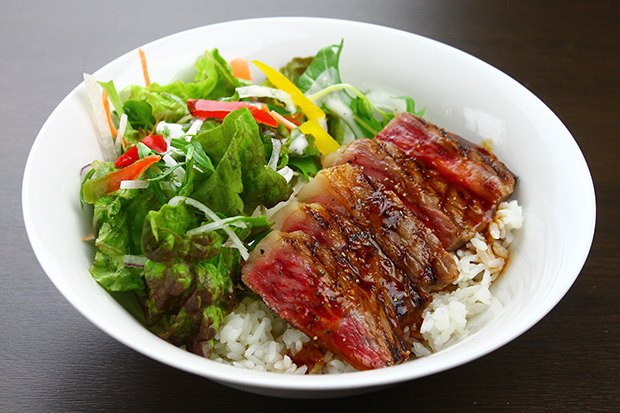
left=192, top=108, right=292, bottom=216
left=280, top=55, right=315, bottom=85
left=89, top=188, right=160, bottom=291
left=119, top=48, right=249, bottom=141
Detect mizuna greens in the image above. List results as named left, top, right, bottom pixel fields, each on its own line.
left=81, top=41, right=423, bottom=357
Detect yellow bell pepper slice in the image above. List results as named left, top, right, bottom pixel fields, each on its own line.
left=299, top=119, right=340, bottom=155
left=252, top=60, right=340, bottom=155
left=252, top=60, right=326, bottom=120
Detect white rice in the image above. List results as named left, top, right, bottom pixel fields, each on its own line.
left=210, top=200, right=523, bottom=373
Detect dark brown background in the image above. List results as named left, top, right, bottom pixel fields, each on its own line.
left=2, top=0, right=618, bottom=411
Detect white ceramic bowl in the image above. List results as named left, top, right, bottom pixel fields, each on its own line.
left=22, top=17, right=595, bottom=398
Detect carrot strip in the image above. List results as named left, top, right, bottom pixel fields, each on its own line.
left=102, top=90, right=117, bottom=138
left=230, top=58, right=252, bottom=81
left=138, top=47, right=151, bottom=87
left=81, top=234, right=95, bottom=242
left=270, top=110, right=298, bottom=131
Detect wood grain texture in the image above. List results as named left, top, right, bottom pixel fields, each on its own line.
left=2, top=0, right=618, bottom=411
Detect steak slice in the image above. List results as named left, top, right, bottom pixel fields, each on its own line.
left=297, top=163, right=458, bottom=291
left=273, top=201, right=430, bottom=334
left=375, top=112, right=516, bottom=206
left=242, top=230, right=411, bottom=370
left=323, top=138, right=492, bottom=250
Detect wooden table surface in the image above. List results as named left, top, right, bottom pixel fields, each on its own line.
left=2, top=1, right=618, bottom=411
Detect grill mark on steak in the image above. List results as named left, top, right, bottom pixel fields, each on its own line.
left=274, top=201, right=430, bottom=334
left=324, top=138, right=494, bottom=249
left=297, top=164, right=459, bottom=291
left=375, top=112, right=516, bottom=205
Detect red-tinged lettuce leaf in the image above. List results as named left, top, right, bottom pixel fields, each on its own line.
left=139, top=201, right=244, bottom=356
left=141, top=201, right=225, bottom=323
left=279, top=55, right=314, bottom=85
left=158, top=249, right=240, bottom=357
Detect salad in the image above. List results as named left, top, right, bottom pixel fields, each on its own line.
left=80, top=40, right=423, bottom=357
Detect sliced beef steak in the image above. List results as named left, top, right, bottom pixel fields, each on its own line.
left=323, top=138, right=493, bottom=250
left=273, top=201, right=430, bottom=334
left=297, top=164, right=458, bottom=291
left=242, top=230, right=411, bottom=370
left=375, top=112, right=516, bottom=207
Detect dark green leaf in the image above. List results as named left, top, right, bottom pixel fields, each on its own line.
left=296, top=40, right=344, bottom=93
left=98, top=80, right=124, bottom=116
left=288, top=156, right=321, bottom=181
left=123, top=100, right=156, bottom=131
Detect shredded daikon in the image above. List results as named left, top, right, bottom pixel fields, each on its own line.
left=116, top=113, right=128, bottom=153
left=162, top=154, right=186, bottom=182
left=83, top=73, right=118, bottom=161
left=185, top=118, right=204, bottom=141
left=288, top=129, right=309, bottom=155
left=120, top=180, right=149, bottom=189
left=268, top=138, right=282, bottom=171
left=277, top=166, right=295, bottom=183
left=156, top=121, right=186, bottom=140
left=186, top=217, right=248, bottom=235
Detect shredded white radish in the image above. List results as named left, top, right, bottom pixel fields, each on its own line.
left=185, top=118, right=204, bottom=141
left=169, top=196, right=249, bottom=260
left=288, top=130, right=309, bottom=155
left=116, top=113, right=128, bottom=153
left=236, top=85, right=296, bottom=112
left=277, top=166, right=295, bottom=183
left=120, top=180, right=149, bottom=189
left=117, top=113, right=128, bottom=137
left=186, top=217, right=248, bottom=235
left=156, top=121, right=186, bottom=140
left=268, top=138, right=281, bottom=171
left=83, top=73, right=118, bottom=161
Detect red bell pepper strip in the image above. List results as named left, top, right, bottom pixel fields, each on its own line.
left=187, top=99, right=278, bottom=128
left=83, top=155, right=161, bottom=204
left=115, top=135, right=167, bottom=168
